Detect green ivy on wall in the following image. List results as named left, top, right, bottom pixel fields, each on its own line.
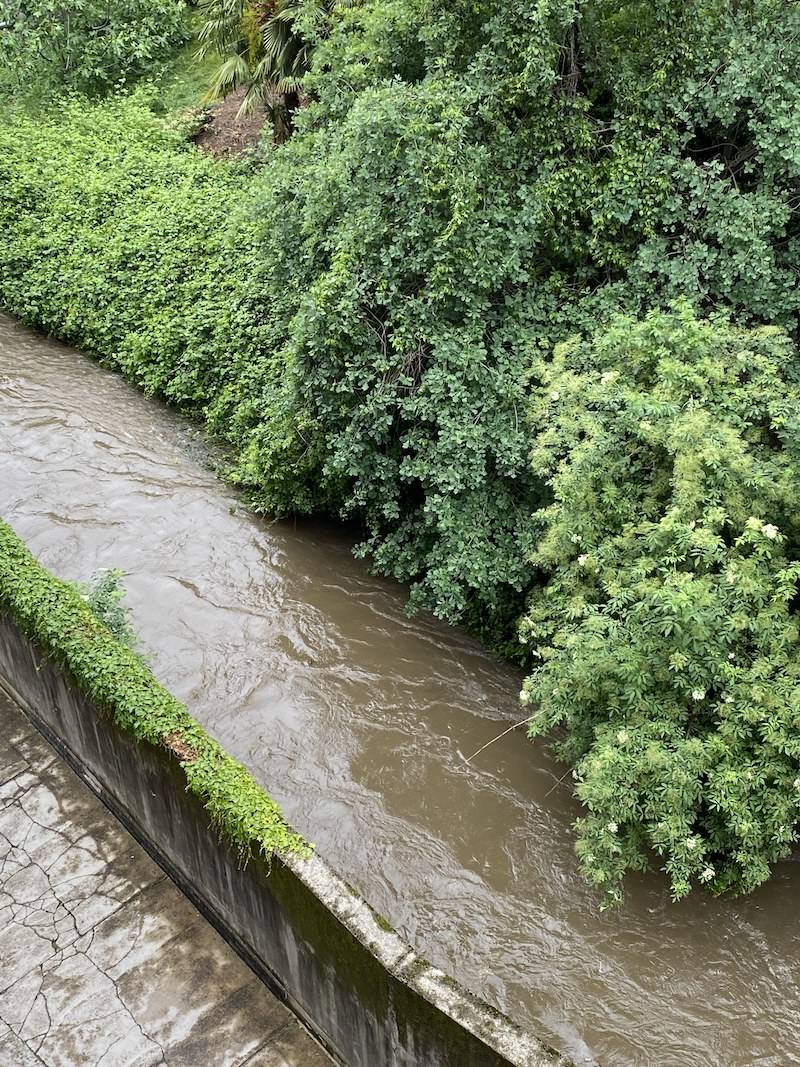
left=0, top=519, right=308, bottom=862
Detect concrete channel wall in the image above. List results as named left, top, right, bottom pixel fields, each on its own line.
left=0, top=612, right=573, bottom=1067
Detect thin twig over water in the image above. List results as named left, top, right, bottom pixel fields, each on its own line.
left=464, top=716, right=533, bottom=764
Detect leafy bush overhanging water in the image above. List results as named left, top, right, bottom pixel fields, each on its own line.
left=2, top=0, right=800, bottom=901
left=522, top=307, right=800, bottom=903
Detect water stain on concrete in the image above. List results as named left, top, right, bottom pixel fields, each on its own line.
left=0, top=691, right=332, bottom=1067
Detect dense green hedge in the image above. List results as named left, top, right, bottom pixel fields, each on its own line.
left=0, top=519, right=308, bottom=860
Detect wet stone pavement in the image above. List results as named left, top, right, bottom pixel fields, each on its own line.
left=0, top=689, right=333, bottom=1067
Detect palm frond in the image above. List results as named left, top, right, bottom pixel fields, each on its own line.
left=198, top=0, right=362, bottom=135
left=203, top=51, right=251, bottom=101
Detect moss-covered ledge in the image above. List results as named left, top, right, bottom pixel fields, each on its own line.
left=0, top=518, right=308, bottom=860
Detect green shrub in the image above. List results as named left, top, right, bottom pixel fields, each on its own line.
left=76, top=569, right=138, bottom=650
left=520, top=306, right=800, bottom=903
left=226, top=0, right=800, bottom=626
left=0, top=96, right=244, bottom=407
left=0, top=0, right=187, bottom=97
left=0, top=519, right=307, bottom=860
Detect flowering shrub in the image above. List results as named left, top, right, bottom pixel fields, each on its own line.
left=521, top=306, right=800, bottom=903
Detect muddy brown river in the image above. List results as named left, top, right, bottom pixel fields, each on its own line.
left=1, top=312, right=798, bottom=1066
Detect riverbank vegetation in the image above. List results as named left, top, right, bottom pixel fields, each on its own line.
left=2, top=0, right=800, bottom=904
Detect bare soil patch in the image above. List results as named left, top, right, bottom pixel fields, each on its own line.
left=163, top=730, right=200, bottom=763
left=194, top=86, right=266, bottom=157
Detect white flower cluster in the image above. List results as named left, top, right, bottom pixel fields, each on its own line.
left=746, top=517, right=780, bottom=539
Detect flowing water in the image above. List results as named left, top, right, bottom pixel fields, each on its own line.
left=1, top=312, right=798, bottom=1067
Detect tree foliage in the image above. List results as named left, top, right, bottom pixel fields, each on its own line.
left=0, top=0, right=186, bottom=96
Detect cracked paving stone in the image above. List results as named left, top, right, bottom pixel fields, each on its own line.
left=0, top=690, right=333, bottom=1067
left=0, top=745, right=28, bottom=789
left=84, top=879, right=291, bottom=1067
left=0, top=770, right=39, bottom=810
left=241, top=1020, right=335, bottom=1067
left=0, top=1026, right=47, bottom=1066
left=5, top=726, right=58, bottom=775
left=15, top=951, right=163, bottom=1067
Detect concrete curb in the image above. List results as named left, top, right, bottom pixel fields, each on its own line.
left=0, top=611, right=574, bottom=1067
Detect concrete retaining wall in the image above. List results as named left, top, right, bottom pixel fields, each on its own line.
left=0, top=611, right=572, bottom=1067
